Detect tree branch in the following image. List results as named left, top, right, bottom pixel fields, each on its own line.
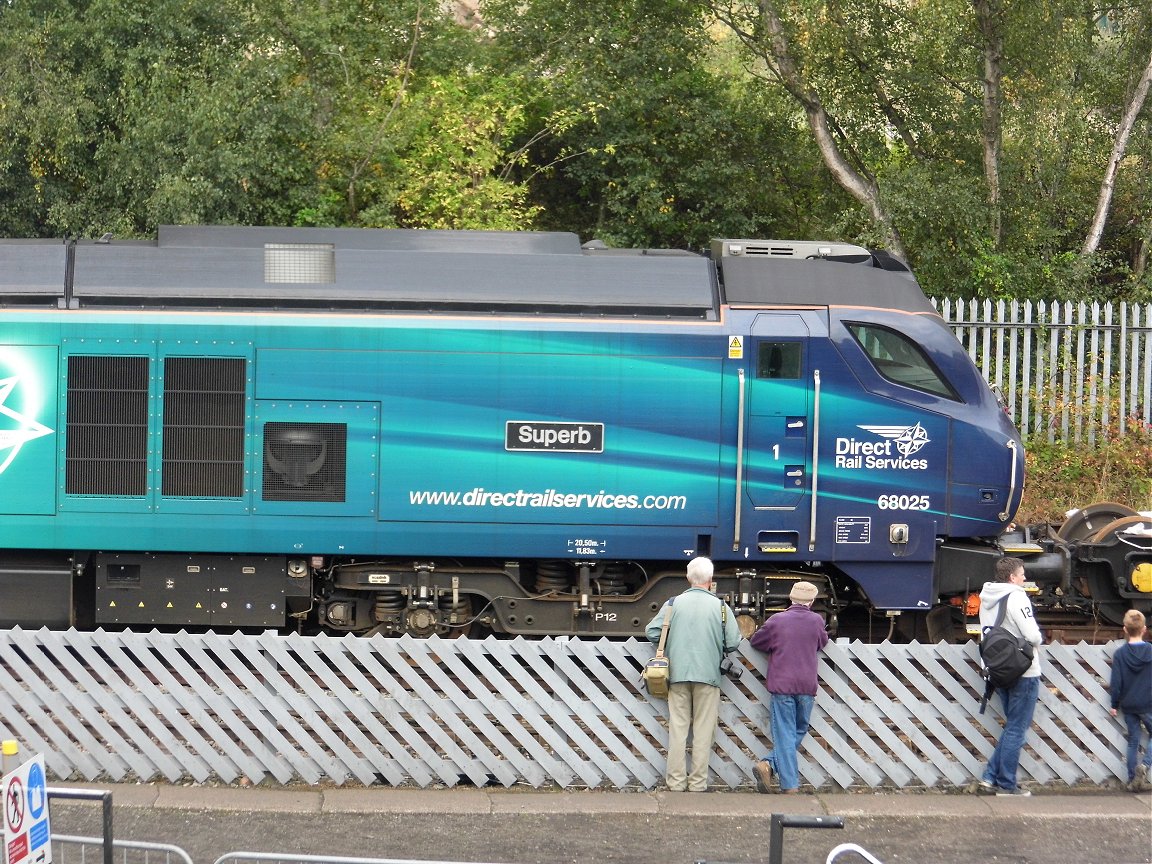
left=1081, top=42, right=1152, bottom=256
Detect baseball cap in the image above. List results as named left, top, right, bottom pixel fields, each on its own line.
left=789, top=581, right=819, bottom=602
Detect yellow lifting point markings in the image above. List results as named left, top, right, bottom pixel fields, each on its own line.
left=728, top=336, right=743, bottom=359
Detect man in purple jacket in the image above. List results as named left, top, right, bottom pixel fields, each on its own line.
left=750, top=580, right=829, bottom=793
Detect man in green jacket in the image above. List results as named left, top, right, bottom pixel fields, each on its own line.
left=645, top=557, right=741, bottom=792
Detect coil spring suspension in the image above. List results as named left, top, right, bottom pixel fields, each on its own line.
left=373, top=589, right=406, bottom=621
left=594, top=565, right=629, bottom=595
left=535, top=561, right=572, bottom=593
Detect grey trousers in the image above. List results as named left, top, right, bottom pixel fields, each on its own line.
left=665, top=681, right=721, bottom=791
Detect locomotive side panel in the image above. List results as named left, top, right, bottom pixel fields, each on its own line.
left=255, top=334, right=725, bottom=548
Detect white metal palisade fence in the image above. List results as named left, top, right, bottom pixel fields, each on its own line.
left=935, top=298, right=1152, bottom=443
left=0, top=629, right=1131, bottom=791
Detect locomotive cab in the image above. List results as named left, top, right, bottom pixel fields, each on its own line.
left=710, top=239, right=1024, bottom=638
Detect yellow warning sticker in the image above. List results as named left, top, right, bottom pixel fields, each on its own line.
left=728, top=336, right=744, bottom=359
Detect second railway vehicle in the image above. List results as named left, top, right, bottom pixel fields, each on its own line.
left=0, top=226, right=1147, bottom=638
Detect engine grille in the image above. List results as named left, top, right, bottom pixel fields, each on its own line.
left=161, top=357, right=246, bottom=497
left=65, top=355, right=149, bottom=495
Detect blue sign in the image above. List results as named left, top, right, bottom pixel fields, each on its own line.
left=25, top=762, right=45, bottom=821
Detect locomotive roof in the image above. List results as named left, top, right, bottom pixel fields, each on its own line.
left=0, top=226, right=933, bottom=317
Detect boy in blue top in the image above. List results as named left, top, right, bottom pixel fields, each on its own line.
left=645, top=557, right=741, bottom=792
left=1109, top=609, right=1152, bottom=792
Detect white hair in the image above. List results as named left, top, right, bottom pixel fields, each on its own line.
left=686, top=556, right=714, bottom=587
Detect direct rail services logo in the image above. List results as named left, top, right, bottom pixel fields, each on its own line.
left=0, top=376, right=54, bottom=475
left=835, top=422, right=931, bottom=470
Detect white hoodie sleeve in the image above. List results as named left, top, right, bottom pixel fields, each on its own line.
left=1009, top=589, right=1043, bottom=648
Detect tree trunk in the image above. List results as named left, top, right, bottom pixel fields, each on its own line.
left=1082, top=44, right=1152, bottom=256
left=1134, top=218, right=1151, bottom=279
left=972, top=0, right=1004, bottom=246
left=754, top=0, right=907, bottom=260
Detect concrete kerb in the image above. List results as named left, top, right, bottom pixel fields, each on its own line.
left=46, top=782, right=1152, bottom=819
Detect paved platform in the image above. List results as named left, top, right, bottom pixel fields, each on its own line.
left=48, top=783, right=1152, bottom=864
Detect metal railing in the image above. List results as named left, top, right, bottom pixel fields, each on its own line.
left=52, top=835, right=194, bottom=864
left=936, top=297, right=1152, bottom=443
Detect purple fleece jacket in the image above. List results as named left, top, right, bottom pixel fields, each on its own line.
left=750, top=604, right=830, bottom=695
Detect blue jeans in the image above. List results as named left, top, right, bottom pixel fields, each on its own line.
left=1122, top=711, right=1152, bottom=782
left=982, top=674, right=1040, bottom=791
left=762, top=693, right=814, bottom=791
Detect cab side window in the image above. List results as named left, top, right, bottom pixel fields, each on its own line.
left=846, top=323, right=958, bottom=399
left=757, top=342, right=802, bottom=380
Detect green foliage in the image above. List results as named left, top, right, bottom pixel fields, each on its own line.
left=482, top=0, right=845, bottom=248
left=0, top=0, right=318, bottom=236
left=1019, top=429, right=1152, bottom=525
left=388, top=75, right=542, bottom=230
left=0, top=0, right=1147, bottom=294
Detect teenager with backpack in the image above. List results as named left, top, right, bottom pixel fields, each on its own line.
left=974, top=556, right=1044, bottom=797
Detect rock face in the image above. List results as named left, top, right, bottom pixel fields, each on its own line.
left=450, top=0, right=482, bottom=28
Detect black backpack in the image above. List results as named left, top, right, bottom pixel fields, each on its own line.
left=978, top=598, right=1035, bottom=713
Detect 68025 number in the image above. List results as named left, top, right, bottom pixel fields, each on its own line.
left=877, top=494, right=930, bottom=511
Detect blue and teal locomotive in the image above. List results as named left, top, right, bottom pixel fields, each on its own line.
left=0, top=225, right=1140, bottom=638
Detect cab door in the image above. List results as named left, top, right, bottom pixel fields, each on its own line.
left=746, top=314, right=811, bottom=510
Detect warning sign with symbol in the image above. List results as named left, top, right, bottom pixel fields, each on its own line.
left=3, top=754, right=51, bottom=864
left=728, top=336, right=743, bottom=359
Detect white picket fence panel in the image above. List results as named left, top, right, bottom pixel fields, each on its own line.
left=0, top=629, right=1132, bottom=791
left=936, top=298, right=1152, bottom=443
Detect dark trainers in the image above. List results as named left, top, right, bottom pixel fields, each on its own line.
left=973, top=779, right=997, bottom=795
left=753, top=760, right=773, bottom=794
left=996, top=786, right=1031, bottom=797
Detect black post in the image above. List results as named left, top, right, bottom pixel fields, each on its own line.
left=47, top=786, right=114, bottom=864
left=768, top=813, right=845, bottom=864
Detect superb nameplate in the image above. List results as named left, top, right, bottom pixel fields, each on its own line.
left=505, top=421, right=604, bottom=453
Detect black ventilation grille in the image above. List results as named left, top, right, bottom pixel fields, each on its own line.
left=65, top=355, right=149, bottom=495
left=162, top=357, right=247, bottom=497
left=262, top=422, right=347, bottom=502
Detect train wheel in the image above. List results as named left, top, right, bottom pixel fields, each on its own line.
left=925, top=605, right=965, bottom=644
left=1087, top=515, right=1152, bottom=544
left=1080, top=515, right=1152, bottom=626
left=1055, top=502, right=1139, bottom=542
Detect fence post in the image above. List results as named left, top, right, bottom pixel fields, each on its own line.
left=1, top=740, right=18, bottom=775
